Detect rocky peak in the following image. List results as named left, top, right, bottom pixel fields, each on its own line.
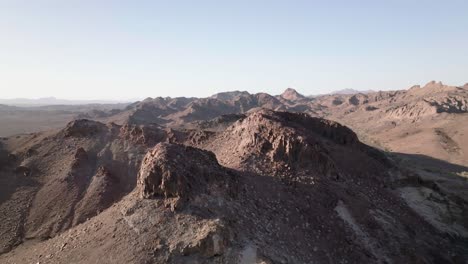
left=64, top=119, right=107, bottom=138
left=137, top=143, right=230, bottom=210
left=203, top=109, right=360, bottom=179
left=229, top=109, right=359, bottom=147
left=268, top=110, right=358, bottom=145
left=423, top=80, right=444, bottom=89
left=280, top=88, right=305, bottom=101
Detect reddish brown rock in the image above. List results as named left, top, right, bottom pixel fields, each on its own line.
left=137, top=143, right=230, bottom=209
left=119, top=123, right=167, bottom=146
left=64, top=119, right=107, bottom=137
left=280, top=88, right=306, bottom=101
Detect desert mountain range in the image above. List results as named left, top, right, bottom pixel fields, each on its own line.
left=0, top=81, right=467, bottom=263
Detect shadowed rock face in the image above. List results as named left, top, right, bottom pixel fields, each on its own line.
left=138, top=143, right=231, bottom=209
left=427, top=95, right=468, bottom=113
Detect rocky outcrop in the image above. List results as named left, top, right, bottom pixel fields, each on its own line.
left=137, top=143, right=231, bottom=209
left=63, top=119, right=107, bottom=137
left=193, top=109, right=365, bottom=180
left=423, top=80, right=444, bottom=90
left=274, top=111, right=358, bottom=145
left=385, top=101, right=438, bottom=120
left=348, top=94, right=369, bottom=106
left=119, top=123, right=167, bottom=146
left=197, top=114, right=246, bottom=131
left=174, top=222, right=229, bottom=258
left=427, top=96, right=468, bottom=113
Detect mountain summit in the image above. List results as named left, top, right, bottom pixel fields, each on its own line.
left=280, top=88, right=306, bottom=101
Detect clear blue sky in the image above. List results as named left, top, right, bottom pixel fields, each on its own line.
left=1, top=0, right=467, bottom=100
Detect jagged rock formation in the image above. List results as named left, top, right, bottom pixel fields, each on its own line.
left=427, top=95, right=468, bottom=113
left=63, top=119, right=108, bottom=138
left=190, top=109, right=387, bottom=184
left=0, top=118, right=177, bottom=252
left=138, top=143, right=232, bottom=210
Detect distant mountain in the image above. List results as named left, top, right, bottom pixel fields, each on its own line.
left=330, top=88, right=374, bottom=95
left=0, top=104, right=19, bottom=110
left=210, top=91, right=250, bottom=101
left=279, top=88, right=306, bottom=101
left=0, top=97, right=132, bottom=106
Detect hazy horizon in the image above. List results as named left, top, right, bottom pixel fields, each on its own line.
left=1, top=80, right=465, bottom=103
left=1, top=1, right=467, bottom=100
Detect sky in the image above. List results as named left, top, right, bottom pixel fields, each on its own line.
left=1, top=0, right=467, bottom=100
